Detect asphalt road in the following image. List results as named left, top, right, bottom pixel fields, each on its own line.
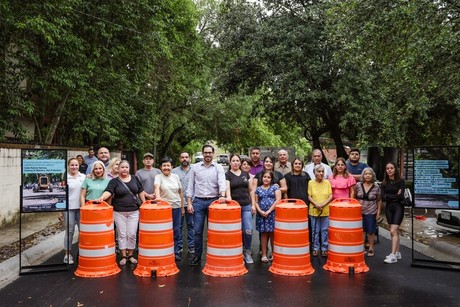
left=1, top=228, right=460, bottom=306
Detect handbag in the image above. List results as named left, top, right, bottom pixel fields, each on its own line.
left=117, top=177, right=141, bottom=207
left=400, top=188, right=413, bottom=207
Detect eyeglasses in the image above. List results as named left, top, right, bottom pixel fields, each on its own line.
left=203, top=152, right=213, bottom=155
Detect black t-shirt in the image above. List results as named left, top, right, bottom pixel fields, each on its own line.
left=105, top=176, right=144, bottom=212
left=381, top=179, right=405, bottom=204
left=225, top=171, right=251, bottom=206
left=284, top=172, right=311, bottom=205
left=254, top=170, right=284, bottom=187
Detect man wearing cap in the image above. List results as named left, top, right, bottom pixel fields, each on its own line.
left=135, top=153, right=161, bottom=199
left=187, top=144, right=226, bottom=266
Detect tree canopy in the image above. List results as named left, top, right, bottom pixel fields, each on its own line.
left=1, top=0, right=459, bottom=160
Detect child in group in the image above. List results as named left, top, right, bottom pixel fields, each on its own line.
left=255, top=170, right=281, bottom=262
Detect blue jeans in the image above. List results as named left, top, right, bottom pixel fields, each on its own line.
left=310, top=216, right=329, bottom=251
left=178, top=209, right=195, bottom=250
left=193, top=197, right=217, bottom=256
left=241, top=205, right=253, bottom=250
left=172, top=208, right=182, bottom=255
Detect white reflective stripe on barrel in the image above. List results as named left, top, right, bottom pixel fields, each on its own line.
left=328, top=243, right=364, bottom=253
left=79, top=246, right=115, bottom=257
left=329, top=220, right=362, bottom=229
left=274, top=245, right=309, bottom=255
left=275, top=221, right=308, bottom=231
left=207, top=246, right=242, bottom=257
left=79, top=222, right=113, bottom=232
left=139, top=221, right=172, bottom=231
left=208, top=222, right=241, bottom=231
left=139, top=246, right=174, bottom=257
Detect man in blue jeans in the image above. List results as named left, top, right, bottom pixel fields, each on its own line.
left=172, top=151, right=195, bottom=255
left=186, top=144, right=227, bottom=266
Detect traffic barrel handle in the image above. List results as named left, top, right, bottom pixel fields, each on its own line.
left=83, top=200, right=111, bottom=207
left=278, top=198, right=307, bottom=206
left=142, top=199, right=171, bottom=207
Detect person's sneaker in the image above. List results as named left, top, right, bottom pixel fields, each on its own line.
left=63, top=254, right=74, bottom=265
left=244, top=251, right=254, bottom=264
left=386, top=252, right=402, bottom=259
left=384, top=254, right=397, bottom=264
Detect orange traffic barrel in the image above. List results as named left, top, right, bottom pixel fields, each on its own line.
left=323, top=198, right=369, bottom=274
left=75, top=200, right=120, bottom=278
left=133, top=200, right=179, bottom=277
left=269, top=199, right=314, bottom=276
left=202, top=200, right=247, bottom=277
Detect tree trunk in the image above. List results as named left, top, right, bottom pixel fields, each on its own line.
left=44, top=90, right=71, bottom=145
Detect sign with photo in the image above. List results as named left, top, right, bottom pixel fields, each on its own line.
left=21, top=149, right=67, bottom=212
left=413, top=146, right=459, bottom=209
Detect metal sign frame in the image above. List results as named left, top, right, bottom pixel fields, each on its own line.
left=19, top=149, right=69, bottom=274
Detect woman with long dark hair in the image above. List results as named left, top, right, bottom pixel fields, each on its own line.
left=329, top=157, right=356, bottom=199
left=226, top=154, right=255, bottom=264
left=284, top=157, right=311, bottom=205
left=381, top=162, right=405, bottom=264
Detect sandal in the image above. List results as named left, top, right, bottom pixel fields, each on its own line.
left=321, top=251, right=328, bottom=257
left=367, top=250, right=374, bottom=257
left=127, top=255, right=138, bottom=264
left=119, top=256, right=127, bottom=265
left=261, top=256, right=269, bottom=263
left=312, top=250, right=319, bottom=257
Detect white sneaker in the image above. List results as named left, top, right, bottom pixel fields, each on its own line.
left=244, top=251, right=254, bottom=264
left=63, top=254, right=74, bottom=265
left=386, top=252, right=402, bottom=259
left=384, top=254, right=397, bottom=264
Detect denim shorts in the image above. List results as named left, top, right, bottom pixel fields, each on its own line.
left=362, top=214, right=377, bottom=234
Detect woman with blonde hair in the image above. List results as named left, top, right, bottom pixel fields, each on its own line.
left=81, top=161, right=111, bottom=205
left=107, top=158, right=121, bottom=179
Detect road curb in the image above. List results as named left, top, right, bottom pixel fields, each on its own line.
left=0, top=231, right=65, bottom=290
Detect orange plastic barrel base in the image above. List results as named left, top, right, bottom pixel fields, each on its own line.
left=75, top=255, right=121, bottom=278
left=202, top=254, right=248, bottom=277
left=133, top=254, right=179, bottom=277
left=269, top=254, right=315, bottom=276
left=323, top=252, right=369, bottom=273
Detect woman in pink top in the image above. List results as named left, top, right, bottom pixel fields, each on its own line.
left=329, top=157, right=356, bottom=199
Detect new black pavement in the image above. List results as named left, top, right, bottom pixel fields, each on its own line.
left=2, top=236, right=459, bottom=306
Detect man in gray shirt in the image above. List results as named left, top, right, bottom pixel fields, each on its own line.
left=187, top=144, right=226, bottom=266
left=172, top=151, right=195, bottom=254
left=135, top=152, right=161, bottom=199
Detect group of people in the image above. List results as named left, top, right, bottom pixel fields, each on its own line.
left=241, top=147, right=406, bottom=264
left=62, top=144, right=407, bottom=268
left=62, top=147, right=194, bottom=265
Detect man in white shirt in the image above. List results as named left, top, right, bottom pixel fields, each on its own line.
left=187, top=145, right=226, bottom=266
left=304, top=149, right=332, bottom=179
